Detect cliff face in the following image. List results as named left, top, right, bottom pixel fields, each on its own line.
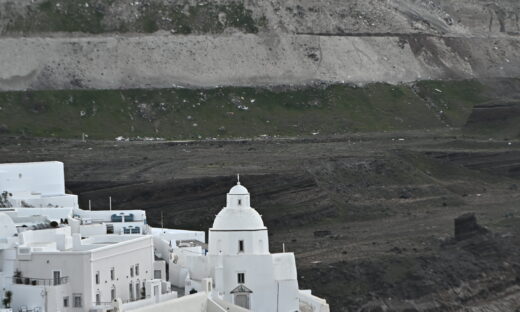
left=1, top=0, right=520, bottom=90
left=247, top=0, right=520, bottom=36
left=3, top=34, right=520, bottom=91
left=2, top=0, right=520, bottom=36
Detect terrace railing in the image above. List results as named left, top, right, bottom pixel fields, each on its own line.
left=12, top=276, right=69, bottom=286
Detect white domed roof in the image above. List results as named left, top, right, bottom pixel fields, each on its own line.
left=212, top=207, right=265, bottom=230
left=211, top=181, right=266, bottom=231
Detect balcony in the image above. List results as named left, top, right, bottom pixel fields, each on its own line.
left=12, top=276, right=69, bottom=286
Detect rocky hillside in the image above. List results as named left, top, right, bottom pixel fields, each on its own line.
left=2, top=1, right=520, bottom=311
left=1, top=132, right=520, bottom=311
left=2, top=0, right=520, bottom=36
left=1, top=0, right=520, bottom=90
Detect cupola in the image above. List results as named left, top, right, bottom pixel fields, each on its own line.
left=211, top=177, right=265, bottom=231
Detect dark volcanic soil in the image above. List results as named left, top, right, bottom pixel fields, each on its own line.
left=1, top=131, right=520, bottom=311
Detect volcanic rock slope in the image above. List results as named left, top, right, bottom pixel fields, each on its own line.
left=1, top=0, right=520, bottom=90
left=2, top=133, right=520, bottom=311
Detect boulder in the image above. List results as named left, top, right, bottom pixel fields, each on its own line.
left=454, top=213, right=489, bottom=241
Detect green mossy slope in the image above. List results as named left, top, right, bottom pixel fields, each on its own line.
left=0, top=80, right=488, bottom=140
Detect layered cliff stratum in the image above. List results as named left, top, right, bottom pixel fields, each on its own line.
left=2, top=1, right=520, bottom=311
left=1, top=0, right=520, bottom=90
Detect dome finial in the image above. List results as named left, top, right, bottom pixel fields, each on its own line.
left=237, top=173, right=240, bottom=185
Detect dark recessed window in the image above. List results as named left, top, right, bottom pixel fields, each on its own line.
left=73, top=294, right=82, bottom=308
left=239, top=240, right=244, bottom=253
left=237, top=273, right=245, bottom=284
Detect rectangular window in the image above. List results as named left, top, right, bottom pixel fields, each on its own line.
left=154, top=270, right=161, bottom=279
left=110, top=267, right=115, bottom=280
left=130, top=266, right=134, bottom=277
left=95, top=271, right=100, bottom=284
left=96, top=293, right=100, bottom=305
left=136, top=283, right=140, bottom=299
left=73, top=294, right=82, bottom=308
left=237, top=273, right=245, bottom=284
left=53, top=271, right=61, bottom=285
left=111, top=287, right=116, bottom=301
left=238, top=240, right=244, bottom=253
left=135, top=264, right=139, bottom=276
left=63, top=296, right=69, bottom=307
left=129, top=283, right=134, bottom=301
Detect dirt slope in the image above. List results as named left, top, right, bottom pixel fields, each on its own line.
left=1, top=0, right=520, bottom=90
left=0, top=133, right=519, bottom=311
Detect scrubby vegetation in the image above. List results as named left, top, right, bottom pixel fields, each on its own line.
left=2, top=0, right=263, bottom=34
left=0, top=80, right=489, bottom=140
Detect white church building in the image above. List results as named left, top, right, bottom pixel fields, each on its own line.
left=0, top=161, right=329, bottom=312
left=208, top=181, right=300, bottom=310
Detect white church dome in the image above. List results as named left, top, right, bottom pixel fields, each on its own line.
left=212, top=207, right=265, bottom=230
left=211, top=181, right=266, bottom=231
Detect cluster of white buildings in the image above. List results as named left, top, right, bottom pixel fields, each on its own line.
left=0, top=161, right=329, bottom=312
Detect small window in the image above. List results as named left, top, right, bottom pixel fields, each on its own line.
left=135, top=264, right=139, bottom=276
left=110, top=267, right=115, bottom=280
left=111, top=286, right=116, bottom=301
left=130, top=266, right=134, bottom=277
left=63, top=296, right=69, bottom=307
left=95, top=271, right=100, bottom=284
left=238, top=199, right=242, bottom=205
left=154, top=270, right=162, bottom=279
left=237, top=273, right=245, bottom=284
left=238, top=240, right=244, bottom=253
left=53, top=271, right=61, bottom=286
left=95, top=293, right=101, bottom=305
left=129, top=283, right=134, bottom=301
left=73, top=294, right=82, bottom=308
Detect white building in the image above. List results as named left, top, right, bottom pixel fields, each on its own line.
left=0, top=162, right=77, bottom=208
left=0, top=162, right=328, bottom=312
left=175, top=180, right=330, bottom=312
